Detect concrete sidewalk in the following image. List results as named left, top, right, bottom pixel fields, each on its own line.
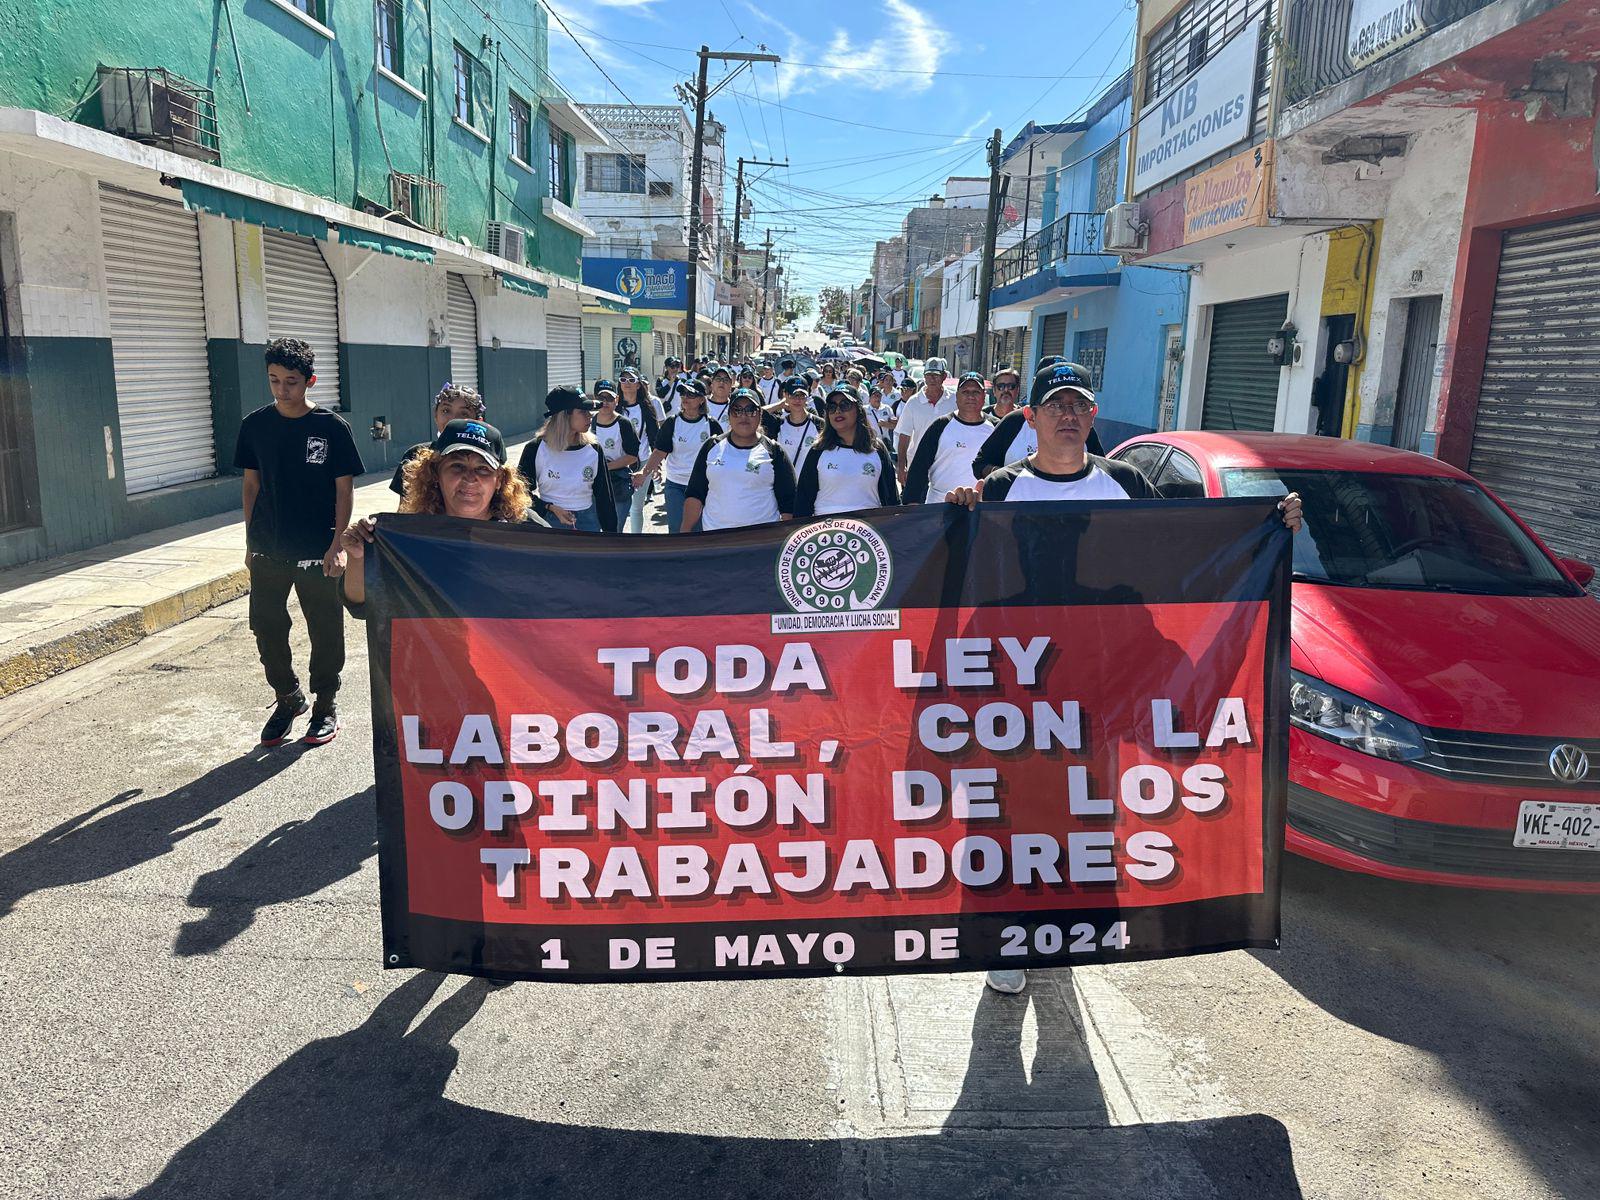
left=0, top=441, right=540, bottom=699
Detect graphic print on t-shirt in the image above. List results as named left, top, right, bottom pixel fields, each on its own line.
left=232, top=405, right=365, bottom=562
left=305, top=437, right=328, bottom=465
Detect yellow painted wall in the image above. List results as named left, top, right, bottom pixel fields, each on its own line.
left=1319, top=222, right=1382, bottom=438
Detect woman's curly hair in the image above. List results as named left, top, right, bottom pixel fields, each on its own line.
left=399, top=449, right=532, bottom=522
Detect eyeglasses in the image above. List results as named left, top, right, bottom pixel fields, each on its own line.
left=728, top=404, right=761, bottom=416
left=1036, top=396, right=1096, bottom=416
left=994, top=382, right=1020, bottom=392
left=824, top=397, right=860, bottom=412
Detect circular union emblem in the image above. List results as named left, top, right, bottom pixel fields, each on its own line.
left=1550, top=743, right=1591, bottom=783
left=777, top=518, right=892, bottom=614
left=616, top=266, right=645, bottom=299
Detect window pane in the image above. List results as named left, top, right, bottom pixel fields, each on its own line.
left=508, top=95, right=530, bottom=161
left=1093, top=146, right=1119, bottom=212
left=1154, top=450, right=1205, bottom=498
left=375, top=0, right=400, bottom=74
left=453, top=46, right=472, bottom=123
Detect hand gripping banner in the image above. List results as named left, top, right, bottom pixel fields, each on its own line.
left=366, top=500, right=1290, bottom=982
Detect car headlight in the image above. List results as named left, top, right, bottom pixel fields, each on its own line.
left=1289, top=671, right=1426, bottom=762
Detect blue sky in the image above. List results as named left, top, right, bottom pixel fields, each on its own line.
left=543, top=0, right=1138, bottom=298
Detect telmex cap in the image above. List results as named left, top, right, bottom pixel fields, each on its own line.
left=729, top=387, right=761, bottom=405
left=431, top=419, right=507, bottom=467
left=593, top=378, right=618, bottom=396
left=664, top=356, right=683, bottom=368
left=545, top=387, right=600, bottom=415
left=780, top=377, right=809, bottom=394
left=924, top=357, right=950, bottom=374
left=1029, top=360, right=1096, bottom=408
left=678, top=378, right=708, bottom=397
left=957, top=371, right=986, bottom=387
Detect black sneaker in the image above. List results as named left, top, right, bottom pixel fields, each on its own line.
left=260, top=691, right=308, bottom=746
left=302, top=700, right=339, bottom=746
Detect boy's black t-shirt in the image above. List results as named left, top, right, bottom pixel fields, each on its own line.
left=234, top=405, right=365, bottom=562
left=389, top=441, right=429, bottom=496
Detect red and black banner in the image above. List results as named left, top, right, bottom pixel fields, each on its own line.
left=366, top=500, right=1290, bottom=982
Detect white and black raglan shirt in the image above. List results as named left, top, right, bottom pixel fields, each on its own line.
left=516, top=436, right=619, bottom=530
left=769, top=412, right=823, bottom=475
left=793, top=443, right=900, bottom=517
left=973, top=410, right=1104, bottom=476
left=653, top=413, right=724, bottom=486
left=981, top=455, right=1162, bottom=502
left=901, top=413, right=996, bottom=504
left=593, top=414, right=641, bottom=476
left=684, top=433, right=798, bottom=531
left=895, top=390, right=958, bottom=461
left=706, top=395, right=734, bottom=426
left=756, top=375, right=781, bottom=404
left=619, top=398, right=660, bottom=449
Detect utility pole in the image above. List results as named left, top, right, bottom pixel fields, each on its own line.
left=755, top=228, right=793, bottom=347
left=974, top=127, right=1004, bottom=377
left=683, top=46, right=781, bottom=359
left=732, top=156, right=785, bottom=353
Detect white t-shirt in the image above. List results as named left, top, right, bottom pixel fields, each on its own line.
left=983, top=456, right=1161, bottom=502
left=533, top=441, right=603, bottom=511
left=757, top=376, right=780, bottom=403
left=774, top=414, right=821, bottom=474
left=620, top=399, right=652, bottom=435
left=906, top=414, right=993, bottom=504
left=654, top=414, right=720, bottom=486
left=706, top=395, right=734, bottom=426
left=809, top=446, right=887, bottom=515
left=863, top=400, right=894, bottom=442
left=592, top=417, right=636, bottom=469
left=896, top=390, right=958, bottom=461
left=687, top=437, right=786, bottom=531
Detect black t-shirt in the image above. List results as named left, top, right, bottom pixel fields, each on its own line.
left=234, top=405, right=365, bottom=562
left=389, top=441, right=429, bottom=497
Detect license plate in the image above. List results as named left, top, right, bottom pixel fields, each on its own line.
left=1514, top=801, right=1600, bottom=850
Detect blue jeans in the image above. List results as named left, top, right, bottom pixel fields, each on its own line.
left=664, top=479, right=697, bottom=534
left=627, top=475, right=650, bottom=534
left=551, top=505, right=602, bottom=532
left=611, top=471, right=643, bottom=534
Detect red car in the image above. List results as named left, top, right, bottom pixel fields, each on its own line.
left=1109, top=432, right=1600, bottom=893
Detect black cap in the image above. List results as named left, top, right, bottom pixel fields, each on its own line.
left=825, top=381, right=861, bottom=403
left=957, top=371, right=987, bottom=388
left=729, top=387, right=761, bottom=407
left=711, top=365, right=732, bottom=379
left=1036, top=355, right=1066, bottom=371
left=545, top=386, right=600, bottom=415
left=899, top=376, right=918, bottom=389
left=1029, top=360, right=1096, bottom=408
left=664, top=356, right=683, bottom=368
left=779, top=358, right=796, bottom=369
left=593, top=378, right=618, bottom=396
left=780, top=377, right=809, bottom=395
left=678, top=378, right=708, bottom=398
left=431, top=419, right=507, bottom=467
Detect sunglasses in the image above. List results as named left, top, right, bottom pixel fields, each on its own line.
left=728, top=403, right=761, bottom=416
left=994, top=382, right=1020, bottom=392
left=824, top=397, right=861, bottom=412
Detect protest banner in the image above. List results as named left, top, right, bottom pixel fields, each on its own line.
left=366, top=501, right=1290, bottom=982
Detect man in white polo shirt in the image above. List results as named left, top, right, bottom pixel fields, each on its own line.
left=894, top=357, right=956, bottom=486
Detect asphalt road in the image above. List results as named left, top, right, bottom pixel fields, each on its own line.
left=1, top=596, right=1596, bottom=1199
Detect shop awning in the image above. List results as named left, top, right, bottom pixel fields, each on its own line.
left=500, top=273, right=549, bottom=298
left=335, top=224, right=434, bottom=262
left=178, top=179, right=328, bottom=240
left=590, top=295, right=628, bottom=314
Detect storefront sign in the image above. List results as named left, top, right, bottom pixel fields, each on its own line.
left=630, top=314, right=653, bottom=332
left=1346, top=0, right=1428, bottom=69
left=1183, top=142, right=1275, bottom=245
left=1133, top=16, right=1262, bottom=196
left=365, top=503, right=1290, bottom=982
left=580, top=257, right=687, bottom=308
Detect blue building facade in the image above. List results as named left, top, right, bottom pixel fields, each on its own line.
left=991, top=73, right=1190, bottom=449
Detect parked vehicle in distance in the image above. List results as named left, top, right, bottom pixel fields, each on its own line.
left=905, top=358, right=926, bottom=383
left=1108, top=432, right=1600, bottom=893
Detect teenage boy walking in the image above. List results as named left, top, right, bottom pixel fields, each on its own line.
left=235, top=338, right=365, bottom=746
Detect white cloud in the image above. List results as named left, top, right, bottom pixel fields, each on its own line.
left=748, top=0, right=953, bottom=99
left=949, top=110, right=991, bottom=150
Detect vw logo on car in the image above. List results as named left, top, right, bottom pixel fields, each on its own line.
left=1550, top=744, right=1591, bottom=783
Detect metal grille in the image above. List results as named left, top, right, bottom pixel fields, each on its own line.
left=389, top=172, right=446, bottom=234
left=1469, top=213, right=1600, bottom=572
left=584, top=153, right=646, bottom=194
left=1289, top=784, right=1600, bottom=882
left=993, top=213, right=1107, bottom=289
left=1144, top=0, right=1273, bottom=128
left=1417, top=729, right=1600, bottom=790
left=446, top=274, right=479, bottom=394
left=1201, top=293, right=1286, bottom=431
left=99, top=185, right=216, bottom=494
left=1075, top=328, right=1108, bottom=389
left=546, top=315, right=583, bottom=391
left=1039, top=313, right=1068, bottom=362
left=1392, top=294, right=1441, bottom=452
left=96, top=67, right=220, bottom=163
left=1281, top=0, right=1497, bottom=108
left=0, top=241, right=37, bottom=532
left=262, top=229, right=341, bottom=409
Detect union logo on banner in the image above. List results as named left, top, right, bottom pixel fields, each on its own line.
left=772, top=518, right=898, bottom=633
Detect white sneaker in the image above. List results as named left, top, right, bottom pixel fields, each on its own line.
left=985, top=969, right=1027, bottom=994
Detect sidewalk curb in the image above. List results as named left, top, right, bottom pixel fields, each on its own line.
left=0, top=567, right=251, bottom=700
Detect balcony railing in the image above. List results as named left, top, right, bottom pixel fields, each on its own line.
left=1281, top=0, right=1497, bottom=108
left=993, top=212, right=1108, bottom=290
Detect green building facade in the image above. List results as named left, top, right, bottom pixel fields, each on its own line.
left=0, top=0, right=613, bottom=567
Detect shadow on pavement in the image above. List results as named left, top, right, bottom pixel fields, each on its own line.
left=174, top=786, right=378, bottom=956
left=1255, top=855, right=1600, bottom=1198
left=0, top=748, right=302, bottom=920
left=121, top=970, right=1303, bottom=1200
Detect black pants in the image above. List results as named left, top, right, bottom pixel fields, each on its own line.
left=247, top=555, right=345, bottom=701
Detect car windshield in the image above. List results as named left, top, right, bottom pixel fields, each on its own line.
left=1220, top=468, right=1580, bottom=597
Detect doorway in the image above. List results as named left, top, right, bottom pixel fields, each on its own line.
left=1392, top=295, right=1441, bottom=452
left=1312, top=313, right=1355, bottom=438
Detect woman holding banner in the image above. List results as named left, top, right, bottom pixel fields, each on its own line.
left=516, top=389, right=619, bottom=533
left=681, top=387, right=797, bottom=532
left=792, top=383, right=900, bottom=518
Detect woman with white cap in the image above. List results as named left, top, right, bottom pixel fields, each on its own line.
left=516, top=388, right=618, bottom=532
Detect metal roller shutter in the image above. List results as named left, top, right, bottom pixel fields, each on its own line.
left=263, top=229, right=341, bottom=408
left=99, top=185, right=216, bottom=495
left=1469, top=213, right=1600, bottom=568
left=546, top=314, right=582, bottom=390
left=446, top=273, right=479, bottom=393
left=1201, top=293, right=1287, bottom=431
left=1039, top=312, right=1068, bottom=361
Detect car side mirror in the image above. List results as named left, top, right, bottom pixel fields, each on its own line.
left=1559, top=556, right=1596, bottom=588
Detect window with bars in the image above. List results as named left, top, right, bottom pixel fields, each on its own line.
left=508, top=93, right=531, bottom=164
left=549, top=129, right=570, bottom=202
left=1075, top=328, right=1108, bottom=389
left=453, top=44, right=477, bottom=126
left=1143, top=0, right=1263, bottom=107
left=286, top=0, right=323, bottom=18
left=585, top=153, right=647, bottom=194
left=1093, top=145, right=1120, bottom=212
left=374, top=0, right=401, bottom=75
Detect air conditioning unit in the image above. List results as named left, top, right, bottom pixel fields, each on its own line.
left=1102, top=201, right=1146, bottom=252
left=98, top=67, right=219, bottom=162
left=485, top=221, right=527, bottom=264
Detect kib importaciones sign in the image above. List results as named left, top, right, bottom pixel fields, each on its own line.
left=1133, top=16, right=1263, bottom=197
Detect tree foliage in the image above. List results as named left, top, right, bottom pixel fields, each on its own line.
left=817, top=286, right=849, bottom=324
